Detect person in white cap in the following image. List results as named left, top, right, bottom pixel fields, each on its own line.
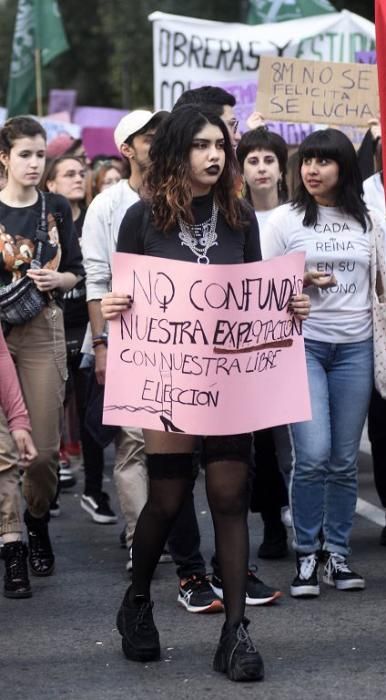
left=82, top=111, right=221, bottom=614
left=82, top=110, right=166, bottom=533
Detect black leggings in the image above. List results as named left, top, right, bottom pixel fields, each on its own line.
left=130, top=434, right=252, bottom=626
left=66, top=353, right=104, bottom=495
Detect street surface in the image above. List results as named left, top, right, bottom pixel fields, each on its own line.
left=1, top=442, right=385, bottom=700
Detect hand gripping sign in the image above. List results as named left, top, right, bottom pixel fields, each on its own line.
left=103, top=252, right=311, bottom=435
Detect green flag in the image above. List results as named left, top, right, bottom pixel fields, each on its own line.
left=6, top=0, right=69, bottom=117
left=247, top=0, right=336, bottom=24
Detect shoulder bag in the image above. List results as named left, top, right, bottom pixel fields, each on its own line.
left=0, top=192, right=49, bottom=326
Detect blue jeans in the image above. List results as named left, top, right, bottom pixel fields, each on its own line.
left=290, top=338, right=373, bottom=556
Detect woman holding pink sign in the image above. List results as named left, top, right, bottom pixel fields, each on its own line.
left=101, top=105, right=310, bottom=682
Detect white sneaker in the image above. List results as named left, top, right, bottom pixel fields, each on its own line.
left=80, top=493, right=118, bottom=524
left=323, top=553, right=365, bottom=590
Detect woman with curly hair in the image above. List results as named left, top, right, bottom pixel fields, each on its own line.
left=101, top=105, right=310, bottom=681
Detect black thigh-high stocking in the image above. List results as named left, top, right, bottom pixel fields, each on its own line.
left=205, top=460, right=250, bottom=626
left=130, top=453, right=194, bottom=600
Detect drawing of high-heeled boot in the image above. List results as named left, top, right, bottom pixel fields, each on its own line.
left=159, top=415, right=184, bottom=433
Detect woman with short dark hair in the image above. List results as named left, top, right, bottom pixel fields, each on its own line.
left=237, top=127, right=288, bottom=209
left=237, top=127, right=293, bottom=559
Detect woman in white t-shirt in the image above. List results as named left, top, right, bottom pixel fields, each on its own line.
left=237, top=128, right=293, bottom=554
left=262, top=128, right=386, bottom=599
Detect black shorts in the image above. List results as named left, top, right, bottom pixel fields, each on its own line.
left=145, top=433, right=253, bottom=479
left=203, top=433, right=253, bottom=467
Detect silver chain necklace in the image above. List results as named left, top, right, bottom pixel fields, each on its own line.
left=177, top=200, right=219, bottom=264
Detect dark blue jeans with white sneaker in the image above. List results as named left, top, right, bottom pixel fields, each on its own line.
left=290, top=338, right=373, bottom=556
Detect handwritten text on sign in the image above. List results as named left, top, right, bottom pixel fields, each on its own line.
left=256, top=56, right=379, bottom=127
left=103, top=253, right=311, bottom=435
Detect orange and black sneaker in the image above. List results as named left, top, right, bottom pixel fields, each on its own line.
left=178, top=574, right=224, bottom=613
left=212, top=567, right=282, bottom=606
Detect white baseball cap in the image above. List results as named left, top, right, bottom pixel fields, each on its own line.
left=114, top=109, right=168, bottom=150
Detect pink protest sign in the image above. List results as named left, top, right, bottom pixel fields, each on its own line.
left=103, top=252, right=311, bottom=435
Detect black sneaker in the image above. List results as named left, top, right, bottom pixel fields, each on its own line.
left=24, top=511, right=55, bottom=577
left=258, top=521, right=288, bottom=559
left=80, top=492, right=118, bottom=524
left=246, top=568, right=282, bottom=605
left=213, top=617, right=264, bottom=682
left=116, top=588, right=160, bottom=662
left=178, top=575, right=224, bottom=613
left=3, top=542, right=32, bottom=598
left=290, top=553, right=320, bottom=598
left=212, top=567, right=282, bottom=606
left=323, top=553, right=365, bottom=590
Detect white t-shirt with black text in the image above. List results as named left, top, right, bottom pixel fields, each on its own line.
left=261, top=202, right=374, bottom=343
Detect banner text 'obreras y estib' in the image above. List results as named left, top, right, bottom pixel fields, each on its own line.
left=149, top=10, right=375, bottom=111
left=103, top=253, right=311, bottom=436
